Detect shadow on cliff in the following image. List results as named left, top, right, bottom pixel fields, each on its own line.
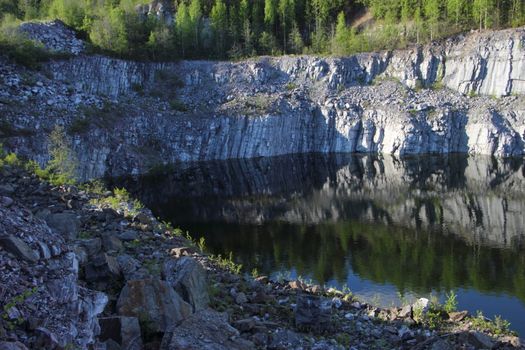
left=109, top=153, right=525, bottom=308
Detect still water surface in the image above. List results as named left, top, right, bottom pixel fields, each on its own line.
left=114, top=154, right=525, bottom=335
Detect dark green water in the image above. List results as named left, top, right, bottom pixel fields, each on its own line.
left=114, top=154, right=525, bottom=335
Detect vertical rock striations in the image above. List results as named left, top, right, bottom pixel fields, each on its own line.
left=2, top=27, right=525, bottom=178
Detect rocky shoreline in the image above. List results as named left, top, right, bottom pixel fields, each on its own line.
left=1, top=20, right=525, bottom=350
left=0, top=159, right=523, bottom=349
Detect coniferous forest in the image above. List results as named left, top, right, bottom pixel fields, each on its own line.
left=1, top=0, right=525, bottom=60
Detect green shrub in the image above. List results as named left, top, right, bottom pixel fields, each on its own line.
left=77, top=101, right=124, bottom=131
left=88, top=7, right=129, bottom=55
left=169, top=99, right=188, bottom=112
left=90, top=187, right=144, bottom=217
left=209, top=251, right=242, bottom=274
left=48, top=0, right=87, bottom=28
left=444, top=290, right=458, bottom=313
left=1, top=287, right=38, bottom=330
left=25, top=160, right=49, bottom=178
left=155, top=70, right=184, bottom=88
left=285, top=82, right=297, bottom=91
left=470, top=311, right=514, bottom=335
left=68, top=117, right=90, bottom=134
left=25, top=126, right=78, bottom=185
left=4, top=152, right=20, bottom=166
left=46, top=125, right=78, bottom=185
left=0, top=15, right=53, bottom=69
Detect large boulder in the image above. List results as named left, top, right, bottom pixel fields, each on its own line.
left=84, top=253, right=121, bottom=282
left=294, top=295, right=332, bottom=332
left=117, top=279, right=192, bottom=333
left=162, top=257, right=209, bottom=311
left=160, top=309, right=253, bottom=350
left=77, top=238, right=102, bottom=257
left=0, top=342, right=29, bottom=350
left=102, top=234, right=124, bottom=253
left=117, top=254, right=147, bottom=281
left=467, top=331, right=495, bottom=349
left=45, top=212, right=80, bottom=240
left=0, top=235, right=39, bottom=262
left=99, top=316, right=143, bottom=350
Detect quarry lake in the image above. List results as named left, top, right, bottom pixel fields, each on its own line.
left=113, top=154, right=525, bottom=335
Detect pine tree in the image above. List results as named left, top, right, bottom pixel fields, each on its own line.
left=264, top=0, right=277, bottom=30
left=447, top=0, right=464, bottom=26
left=210, top=0, right=228, bottom=56
left=240, top=0, right=253, bottom=54
left=229, top=2, right=242, bottom=47
left=240, top=0, right=249, bottom=25
left=424, top=0, right=440, bottom=40
left=242, top=19, right=254, bottom=55
left=251, top=0, right=264, bottom=39
left=47, top=125, right=78, bottom=185
left=175, top=2, right=191, bottom=57
left=189, top=0, right=202, bottom=54
left=289, top=21, right=304, bottom=53
left=510, top=0, right=523, bottom=27
left=332, top=11, right=348, bottom=55
left=400, top=0, right=412, bottom=39
left=401, top=0, right=412, bottom=23
left=414, top=6, right=423, bottom=44
left=279, top=0, right=295, bottom=52
left=89, top=7, right=128, bottom=55
left=473, top=0, right=494, bottom=30
left=259, top=30, right=278, bottom=54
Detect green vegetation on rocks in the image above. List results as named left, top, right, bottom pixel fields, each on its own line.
left=1, top=0, right=524, bottom=61
left=0, top=15, right=67, bottom=67
left=0, top=154, right=522, bottom=349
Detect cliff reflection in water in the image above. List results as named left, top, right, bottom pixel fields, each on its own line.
left=116, top=154, right=525, bottom=303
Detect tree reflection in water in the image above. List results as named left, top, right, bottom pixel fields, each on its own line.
left=112, top=153, right=525, bottom=333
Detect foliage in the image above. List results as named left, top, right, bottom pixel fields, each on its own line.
left=210, top=251, right=243, bottom=274
left=89, top=7, right=129, bottom=55
left=45, top=125, right=78, bottom=185
left=0, top=14, right=53, bottom=68
left=143, top=258, right=161, bottom=276
left=470, top=311, right=514, bottom=335
left=196, top=236, right=206, bottom=252
left=285, top=82, right=297, bottom=90
left=169, top=99, right=188, bottom=112
left=444, top=290, right=458, bottom=313
left=18, top=125, right=77, bottom=186
left=48, top=0, right=86, bottom=28
left=1, top=287, right=38, bottom=330
left=210, top=0, right=228, bottom=56
left=3, top=152, right=20, bottom=166
left=159, top=220, right=185, bottom=237
left=90, top=187, right=144, bottom=217
left=68, top=117, right=91, bottom=134
left=0, top=0, right=524, bottom=60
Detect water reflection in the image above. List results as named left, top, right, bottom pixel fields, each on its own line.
left=114, top=154, right=525, bottom=333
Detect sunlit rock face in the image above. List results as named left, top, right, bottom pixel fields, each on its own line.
left=2, top=28, right=525, bottom=179
left=49, top=28, right=525, bottom=98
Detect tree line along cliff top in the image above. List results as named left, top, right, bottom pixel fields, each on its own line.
left=0, top=0, right=524, bottom=64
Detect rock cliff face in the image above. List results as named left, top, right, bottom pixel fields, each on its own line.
left=50, top=27, right=525, bottom=98
left=1, top=27, right=525, bottom=178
